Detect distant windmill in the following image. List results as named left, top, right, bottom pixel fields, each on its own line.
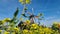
left=21, top=8, right=43, bottom=24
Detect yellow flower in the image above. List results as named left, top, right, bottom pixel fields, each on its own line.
left=12, top=32, right=15, bottom=34
left=34, top=30, right=39, bottom=32
left=26, top=0, right=30, bottom=4
left=4, top=31, right=10, bottom=34
left=2, top=20, right=6, bottom=23
left=14, top=27, right=19, bottom=32
left=19, top=0, right=31, bottom=4
left=10, top=23, right=14, bottom=27
left=4, top=18, right=11, bottom=22
left=23, top=29, right=28, bottom=33
left=7, top=27, right=11, bottom=31
left=0, top=30, right=2, bottom=32
left=43, top=28, right=52, bottom=33
left=0, top=20, right=5, bottom=25
left=31, top=24, right=38, bottom=29
left=31, top=24, right=37, bottom=27
left=19, top=0, right=25, bottom=4
left=25, top=20, right=30, bottom=25
left=40, top=31, right=44, bottom=34
left=44, top=28, right=49, bottom=31
left=19, top=0, right=23, bottom=2
left=29, top=31, right=33, bottom=34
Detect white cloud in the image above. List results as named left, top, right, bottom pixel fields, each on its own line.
left=45, top=16, right=56, bottom=20
left=40, top=16, right=60, bottom=27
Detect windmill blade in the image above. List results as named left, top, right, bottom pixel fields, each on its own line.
left=38, top=13, right=40, bottom=16
left=38, top=13, right=43, bottom=17
left=35, top=16, right=39, bottom=18
left=32, top=8, right=34, bottom=14
left=40, top=13, right=43, bottom=16
left=21, top=13, right=27, bottom=17
left=24, top=7, right=27, bottom=12
left=22, top=5, right=26, bottom=14
left=27, top=11, right=32, bottom=15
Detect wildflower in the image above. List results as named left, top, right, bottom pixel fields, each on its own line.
left=34, top=30, right=39, bottom=33
left=19, top=0, right=25, bottom=4
left=26, top=0, right=30, bottom=4
left=23, top=29, right=28, bottom=33
left=31, top=24, right=38, bottom=29
left=40, top=31, right=44, bottom=34
left=19, top=0, right=23, bottom=3
left=25, top=20, right=30, bottom=25
left=0, top=30, right=2, bottom=32
left=4, top=31, right=10, bottom=34
left=4, top=18, right=11, bottom=22
left=14, top=27, right=19, bottom=32
left=14, top=27, right=19, bottom=30
left=2, top=20, right=6, bottom=23
left=29, top=31, right=33, bottom=34
left=43, top=28, right=53, bottom=34
left=44, top=28, right=50, bottom=32
left=10, top=23, right=14, bottom=27
left=0, top=20, right=5, bottom=25
left=12, top=32, right=15, bottom=34
left=7, top=27, right=11, bottom=31
left=19, top=0, right=31, bottom=4
left=31, top=24, right=37, bottom=27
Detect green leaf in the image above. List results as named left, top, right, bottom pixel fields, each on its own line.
left=14, top=8, right=19, bottom=17
left=10, top=8, right=19, bottom=23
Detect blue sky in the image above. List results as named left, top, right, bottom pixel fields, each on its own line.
left=0, top=0, right=60, bottom=26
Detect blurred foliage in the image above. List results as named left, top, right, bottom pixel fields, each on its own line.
left=19, top=0, right=31, bottom=4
